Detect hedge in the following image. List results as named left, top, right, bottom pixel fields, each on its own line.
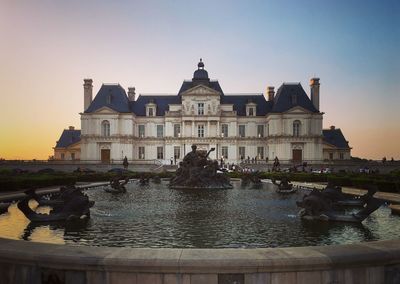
left=0, top=171, right=399, bottom=193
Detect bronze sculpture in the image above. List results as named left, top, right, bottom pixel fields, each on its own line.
left=169, top=145, right=233, bottom=189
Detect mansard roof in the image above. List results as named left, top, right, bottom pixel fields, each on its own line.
left=131, top=95, right=181, bottom=116
left=85, top=84, right=130, bottom=113
left=272, top=83, right=319, bottom=113
left=55, top=129, right=81, bottom=148
left=84, top=62, right=319, bottom=117
left=221, top=94, right=273, bottom=116
left=178, top=80, right=224, bottom=95
left=323, top=128, right=350, bottom=149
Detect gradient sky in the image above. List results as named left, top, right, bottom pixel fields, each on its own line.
left=0, top=0, right=399, bottom=160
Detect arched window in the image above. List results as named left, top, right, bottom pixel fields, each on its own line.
left=293, top=120, right=301, bottom=137
left=102, top=120, right=110, bottom=137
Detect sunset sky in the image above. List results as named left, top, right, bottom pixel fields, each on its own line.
left=0, top=0, right=399, bottom=160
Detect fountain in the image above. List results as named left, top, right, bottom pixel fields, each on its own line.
left=0, top=158, right=400, bottom=283
left=169, top=145, right=233, bottom=189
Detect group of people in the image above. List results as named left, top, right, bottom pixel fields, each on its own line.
left=240, top=156, right=269, bottom=164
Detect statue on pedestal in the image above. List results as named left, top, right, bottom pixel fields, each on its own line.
left=170, top=145, right=232, bottom=189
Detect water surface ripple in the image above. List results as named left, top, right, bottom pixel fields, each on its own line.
left=0, top=181, right=399, bottom=248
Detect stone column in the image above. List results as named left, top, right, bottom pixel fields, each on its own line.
left=207, top=121, right=210, bottom=137
left=192, top=121, right=195, bottom=137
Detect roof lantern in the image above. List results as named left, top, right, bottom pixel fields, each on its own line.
left=193, top=58, right=209, bottom=81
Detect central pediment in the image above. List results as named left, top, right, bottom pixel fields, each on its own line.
left=180, top=84, right=221, bottom=96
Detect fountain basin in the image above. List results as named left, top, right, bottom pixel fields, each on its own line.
left=0, top=237, right=400, bottom=283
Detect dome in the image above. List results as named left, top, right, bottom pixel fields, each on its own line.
left=193, top=58, right=209, bottom=81
left=193, top=69, right=209, bottom=80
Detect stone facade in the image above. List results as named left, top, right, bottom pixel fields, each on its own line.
left=53, top=127, right=81, bottom=161
left=74, top=60, right=350, bottom=164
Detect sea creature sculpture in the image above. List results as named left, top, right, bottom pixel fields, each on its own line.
left=105, top=176, right=129, bottom=193
left=296, top=186, right=384, bottom=223
left=18, top=187, right=94, bottom=222
left=272, top=177, right=296, bottom=193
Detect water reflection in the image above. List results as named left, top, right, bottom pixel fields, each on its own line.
left=0, top=181, right=398, bottom=248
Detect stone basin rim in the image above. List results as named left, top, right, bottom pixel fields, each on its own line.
left=0, top=237, right=399, bottom=274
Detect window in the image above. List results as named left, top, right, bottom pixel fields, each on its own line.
left=198, top=125, right=204, bottom=137
left=339, top=153, right=344, bottom=160
left=157, top=125, right=164, bottom=138
left=157, top=146, right=164, bottom=159
left=238, top=125, right=246, bottom=137
left=239, top=147, right=246, bottom=160
left=174, top=146, right=181, bottom=159
left=61, top=153, right=65, bottom=160
left=249, top=108, right=254, bottom=116
left=257, top=125, right=264, bottom=137
left=71, top=153, right=75, bottom=160
left=107, top=94, right=112, bottom=104
left=221, top=124, right=228, bottom=137
left=139, top=147, right=145, bottom=159
left=174, top=124, right=181, bottom=137
left=138, top=125, right=145, bottom=137
left=267, top=123, right=269, bottom=136
left=329, top=153, right=333, bottom=160
left=291, top=94, right=297, bottom=105
left=148, top=107, right=154, bottom=116
left=257, top=147, right=264, bottom=159
left=222, top=146, right=228, bottom=159
left=102, top=120, right=110, bottom=137
left=198, top=103, right=204, bottom=115
left=293, top=120, right=301, bottom=137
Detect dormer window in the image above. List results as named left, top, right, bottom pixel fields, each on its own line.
left=291, top=94, right=297, bottom=105
left=146, top=102, right=156, bottom=117
left=107, top=94, right=112, bottom=104
left=246, top=102, right=257, bottom=116
left=198, top=103, right=204, bottom=115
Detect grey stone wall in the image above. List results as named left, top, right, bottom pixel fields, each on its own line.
left=0, top=238, right=399, bottom=284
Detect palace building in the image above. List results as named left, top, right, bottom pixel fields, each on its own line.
left=54, top=60, right=351, bottom=163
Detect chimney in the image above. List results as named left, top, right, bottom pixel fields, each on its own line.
left=267, top=86, right=275, bottom=101
left=310, top=77, right=320, bottom=111
left=83, top=79, right=93, bottom=111
left=128, top=87, right=136, bottom=101
left=69, top=126, right=75, bottom=130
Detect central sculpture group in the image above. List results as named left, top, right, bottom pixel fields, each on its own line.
left=169, top=145, right=233, bottom=189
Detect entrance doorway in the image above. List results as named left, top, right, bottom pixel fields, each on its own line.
left=292, top=149, right=302, bottom=163
left=101, top=149, right=110, bottom=163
